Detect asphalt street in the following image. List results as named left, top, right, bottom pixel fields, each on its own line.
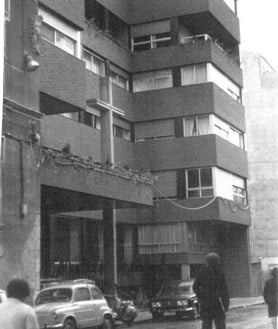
left=117, top=304, right=271, bottom=329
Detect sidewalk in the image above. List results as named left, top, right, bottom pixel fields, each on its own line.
left=135, top=296, right=265, bottom=324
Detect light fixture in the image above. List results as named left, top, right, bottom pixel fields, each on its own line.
left=24, top=52, right=39, bottom=71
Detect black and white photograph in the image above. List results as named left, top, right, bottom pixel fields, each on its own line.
left=0, top=1, right=278, bottom=328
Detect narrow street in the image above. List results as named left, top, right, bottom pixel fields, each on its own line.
left=120, top=305, right=271, bottom=329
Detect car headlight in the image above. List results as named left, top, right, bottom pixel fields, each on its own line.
left=151, top=302, right=161, bottom=308
left=52, top=311, right=58, bottom=320
left=177, top=300, right=183, bottom=307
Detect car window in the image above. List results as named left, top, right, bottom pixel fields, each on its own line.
left=74, top=287, right=91, bottom=302
left=162, top=282, right=192, bottom=294
left=90, top=287, right=103, bottom=300
left=35, top=288, right=72, bottom=305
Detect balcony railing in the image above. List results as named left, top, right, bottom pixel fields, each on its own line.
left=180, top=33, right=240, bottom=65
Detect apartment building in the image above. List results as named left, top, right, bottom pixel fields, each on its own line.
left=242, top=52, right=278, bottom=295
left=2, top=0, right=251, bottom=297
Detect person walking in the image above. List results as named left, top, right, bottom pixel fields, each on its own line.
left=0, top=278, right=39, bottom=329
left=264, top=267, right=278, bottom=329
left=193, top=252, right=229, bottom=329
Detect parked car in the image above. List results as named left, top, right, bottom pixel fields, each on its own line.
left=149, top=280, right=200, bottom=320
left=0, top=290, right=6, bottom=303
left=34, top=279, right=114, bottom=329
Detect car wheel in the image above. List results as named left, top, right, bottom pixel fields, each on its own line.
left=63, top=318, right=77, bottom=329
left=99, top=316, right=113, bottom=329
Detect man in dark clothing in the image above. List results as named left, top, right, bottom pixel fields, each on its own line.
left=193, top=253, right=229, bottom=329
left=263, top=267, right=278, bottom=329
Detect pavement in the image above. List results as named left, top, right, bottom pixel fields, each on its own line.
left=134, top=296, right=265, bottom=324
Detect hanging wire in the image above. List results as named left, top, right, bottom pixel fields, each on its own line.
left=153, top=183, right=218, bottom=210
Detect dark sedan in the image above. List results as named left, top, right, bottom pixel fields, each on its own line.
left=149, top=280, right=199, bottom=320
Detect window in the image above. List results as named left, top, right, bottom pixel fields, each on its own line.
left=233, top=185, right=246, bottom=204
left=138, top=224, right=180, bottom=254
left=208, top=64, right=241, bottom=102
left=41, top=22, right=76, bottom=56
left=229, top=128, right=244, bottom=148
left=184, top=116, right=210, bottom=136
left=79, top=111, right=101, bottom=130
left=60, top=112, right=79, bottom=121
left=181, top=63, right=241, bottom=102
left=131, top=20, right=171, bottom=52
left=83, top=49, right=105, bottom=76
left=133, top=70, right=173, bottom=92
left=90, top=287, right=103, bottom=300
left=113, top=125, right=130, bottom=141
left=213, top=116, right=244, bottom=149
left=5, top=0, right=10, bottom=20
left=181, top=64, right=207, bottom=85
left=74, top=288, right=90, bottom=302
left=186, top=168, right=213, bottom=198
left=133, top=32, right=171, bottom=52
left=215, top=125, right=229, bottom=140
left=110, top=71, right=129, bottom=90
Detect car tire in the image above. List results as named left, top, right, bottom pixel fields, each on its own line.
left=99, top=316, right=113, bottom=329
left=63, top=318, right=77, bottom=329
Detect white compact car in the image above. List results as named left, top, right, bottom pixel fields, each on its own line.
left=34, top=279, right=114, bottom=329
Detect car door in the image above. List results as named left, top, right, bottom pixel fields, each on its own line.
left=73, top=287, right=95, bottom=327
left=90, top=287, right=106, bottom=326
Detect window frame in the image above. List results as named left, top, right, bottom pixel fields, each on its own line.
left=82, top=48, right=105, bottom=76
left=233, top=185, right=246, bottom=204
left=186, top=167, right=214, bottom=199
left=113, top=125, right=130, bottom=141
left=132, top=31, right=171, bottom=52
left=41, top=21, right=77, bottom=56
left=183, top=115, right=210, bottom=137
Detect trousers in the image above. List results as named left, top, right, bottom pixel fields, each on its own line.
left=202, top=313, right=226, bottom=329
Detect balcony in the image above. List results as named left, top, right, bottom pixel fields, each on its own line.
left=134, top=134, right=248, bottom=178
left=132, top=39, right=242, bottom=87
left=129, top=0, right=240, bottom=42
left=134, top=197, right=250, bottom=226
left=133, top=83, right=245, bottom=130
left=40, top=41, right=86, bottom=111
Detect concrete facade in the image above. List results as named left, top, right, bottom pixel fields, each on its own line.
left=2, top=0, right=251, bottom=297
left=242, top=52, right=278, bottom=294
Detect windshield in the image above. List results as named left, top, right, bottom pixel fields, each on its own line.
left=161, top=282, right=192, bottom=294
left=35, top=288, right=72, bottom=305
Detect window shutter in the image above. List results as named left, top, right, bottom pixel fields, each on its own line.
left=176, top=169, right=186, bottom=199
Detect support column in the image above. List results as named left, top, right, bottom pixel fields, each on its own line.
left=103, top=198, right=117, bottom=294
left=181, top=264, right=190, bottom=280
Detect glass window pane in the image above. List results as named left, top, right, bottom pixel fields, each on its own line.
left=83, top=51, right=92, bottom=70
left=188, top=169, right=200, bottom=188
left=93, top=56, right=105, bottom=76
left=56, top=31, right=76, bottom=55
left=181, top=66, right=195, bottom=85
left=41, top=23, right=55, bottom=43
left=153, top=76, right=171, bottom=89
left=188, top=190, right=200, bottom=198
left=201, top=189, right=214, bottom=197
left=195, top=64, right=207, bottom=83
left=117, top=75, right=128, bottom=89
left=184, top=118, right=195, bottom=136
left=134, top=35, right=151, bottom=43
left=200, top=168, right=212, bottom=187
left=198, top=116, right=210, bottom=135
left=133, top=43, right=151, bottom=51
